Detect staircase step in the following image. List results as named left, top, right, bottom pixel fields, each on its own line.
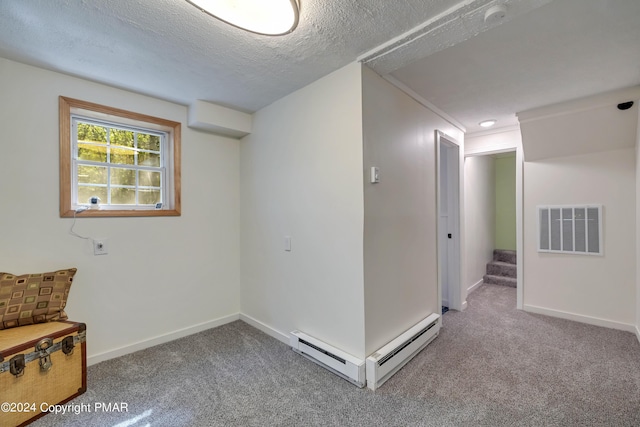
left=486, top=261, right=517, bottom=278
left=493, top=249, right=517, bottom=265
left=483, top=274, right=517, bottom=288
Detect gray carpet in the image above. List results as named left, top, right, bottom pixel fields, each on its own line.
left=32, top=284, right=640, bottom=426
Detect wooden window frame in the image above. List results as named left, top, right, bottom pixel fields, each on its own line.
left=60, top=96, right=181, bottom=217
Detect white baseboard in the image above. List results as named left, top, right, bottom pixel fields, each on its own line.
left=467, top=279, right=483, bottom=295
left=87, top=313, right=240, bottom=366
left=523, top=304, right=636, bottom=333
left=636, top=325, right=640, bottom=344
left=240, top=313, right=289, bottom=344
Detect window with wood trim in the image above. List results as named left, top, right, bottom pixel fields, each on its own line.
left=59, top=97, right=181, bottom=217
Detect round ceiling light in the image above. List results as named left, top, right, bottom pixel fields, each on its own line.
left=187, top=0, right=300, bottom=36
left=479, top=119, right=497, bottom=128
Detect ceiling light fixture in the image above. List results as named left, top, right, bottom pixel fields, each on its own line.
left=187, top=0, right=300, bottom=36
left=479, top=119, right=497, bottom=128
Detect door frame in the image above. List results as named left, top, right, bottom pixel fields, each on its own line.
left=436, top=130, right=463, bottom=313
left=464, top=139, right=523, bottom=310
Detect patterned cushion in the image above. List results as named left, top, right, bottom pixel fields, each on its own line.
left=0, top=268, right=76, bottom=330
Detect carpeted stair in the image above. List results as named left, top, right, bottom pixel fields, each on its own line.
left=483, top=249, right=516, bottom=287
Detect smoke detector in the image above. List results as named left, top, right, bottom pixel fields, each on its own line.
left=484, top=5, right=508, bottom=24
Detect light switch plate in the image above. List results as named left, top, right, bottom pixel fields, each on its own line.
left=371, top=167, right=380, bottom=183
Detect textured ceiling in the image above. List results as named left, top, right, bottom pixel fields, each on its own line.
left=0, top=0, right=463, bottom=112
left=1, top=0, right=639, bottom=134
left=391, top=0, right=640, bottom=133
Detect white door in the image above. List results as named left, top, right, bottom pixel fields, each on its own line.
left=436, top=131, right=461, bottom=313
left=439, top=145, right=450, bottom=308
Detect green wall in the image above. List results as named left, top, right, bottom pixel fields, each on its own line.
left=495, top=154, right=516, bottom=250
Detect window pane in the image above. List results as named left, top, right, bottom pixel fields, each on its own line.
left=138, top=151, right=160, bottom=167
left=139, top=170, right=161, bottom=187
left=139, top=189, right=161, bottom=205
left=575, top=208, right=586, bottom=252
left=138, top=133, right=160, bottom=151
left=77, top=123, right=107, bottom=143
left=63, top=98, right=179, bottom=217
left=111, top=187, right=136, bottom=205
left=110, top=128, right=134, bottom=148
left=78, top=143, right=107, bottom=162
left=539, top=209, right=549, bottom=250
left=562, top=208, right=573, bottom=251
left=110, top=147, right=136, bottom=165
left=77, top=185, right=107, bottom=205
left=587, top=208, right=600, bottom=253
left=77, top=165, right=107, bottom=185
left=111, top=168, right=136, bottom=186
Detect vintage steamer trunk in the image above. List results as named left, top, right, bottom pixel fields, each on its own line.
left=0, top=321, right=86, bottom=427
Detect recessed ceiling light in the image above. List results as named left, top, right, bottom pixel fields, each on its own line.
left=479, top=120, right=497, bottom=128
left=187, top=0, right=300, bottom=36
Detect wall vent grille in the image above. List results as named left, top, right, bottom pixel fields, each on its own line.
left=538, top=205, right=602, bottom=255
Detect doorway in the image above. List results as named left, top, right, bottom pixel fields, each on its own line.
left=436, top=131, right=462, bottom=313
left=464, top=140, right=523, bottom=310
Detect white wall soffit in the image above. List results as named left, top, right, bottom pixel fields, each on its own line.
left=188, top=100, right=252, bottom=138
left=517, top=86, right=640, bottom=162
left=464, top=125, right=521, bottom=156
left=383, top=75, right=466, bottom=132
left=359, top=0, right=554, bottom=76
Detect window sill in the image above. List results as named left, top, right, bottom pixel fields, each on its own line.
left=60, top=208, right=181, bottom=218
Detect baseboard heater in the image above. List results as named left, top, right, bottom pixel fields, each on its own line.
left=366, top=313, right=441, bottom=391
left=290, top=330, right=365, bottom=388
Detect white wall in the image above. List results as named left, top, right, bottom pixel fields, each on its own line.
left=0, top=58, right=241, bottom=363
left=362, top=67, right=463, bottom=355
left=463, top=156, right=495, bottom=292
left=524, top=148, right=636, bottom=330
left=495, top=154, right=517, bottom=251
left=239, top=63, right=366, bottom=358
left=465, top=127, right=521, bottom=156
left=518, top=87, right=640, bottom=161
left=636, top=104, right=640, bottom=341
left=520, top=89, right=638, bottom=330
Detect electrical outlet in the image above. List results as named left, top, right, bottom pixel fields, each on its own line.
left=93, top=239, right=108, bottom=256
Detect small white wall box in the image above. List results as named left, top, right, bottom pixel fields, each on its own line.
left=371, top=167, right=380, bottom=183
